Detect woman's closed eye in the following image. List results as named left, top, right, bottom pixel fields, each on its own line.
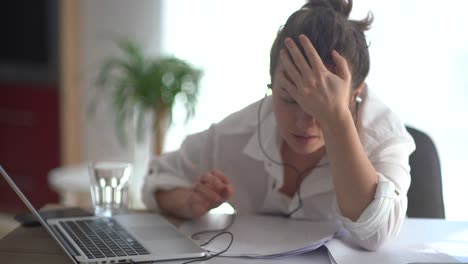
left=280, top=89, right=298, bottom=104
left=282, top=96, right=298, bottom=105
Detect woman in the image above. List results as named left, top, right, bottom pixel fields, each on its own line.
left=142, top=0, right=415, bottom=251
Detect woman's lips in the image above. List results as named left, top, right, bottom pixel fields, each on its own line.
left=292, top=134, right=319, bottom=144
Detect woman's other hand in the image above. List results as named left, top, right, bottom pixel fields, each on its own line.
left=187, top=170, right=235, bottom=218
left=155, top=170, right=234, bottom=219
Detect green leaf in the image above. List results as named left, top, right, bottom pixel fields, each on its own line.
left=93, top=37, right=203, bottom=146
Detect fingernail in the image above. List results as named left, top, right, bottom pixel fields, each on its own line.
left=332, top=50, right=339, bottom=56
left=284, top=38, right=293, bottom=47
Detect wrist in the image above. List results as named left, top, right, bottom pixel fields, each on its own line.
left=320, top=106, right=354, bottom=135
left=155, top=188, right=193, bottom=219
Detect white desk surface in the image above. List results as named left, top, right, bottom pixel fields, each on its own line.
left=164, top=218, right=468, bottom=264
left=326, top=218, right=468, bottom=264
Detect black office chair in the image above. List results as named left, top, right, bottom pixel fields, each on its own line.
left=405, top=126, right=445, bottom=218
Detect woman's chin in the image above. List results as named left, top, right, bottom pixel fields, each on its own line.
left=288, top=136, right=324, bottom=154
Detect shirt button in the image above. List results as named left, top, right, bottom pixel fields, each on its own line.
left=394, top=189, right=400, bottom=196
left=272, top=179, right=277, bottom=189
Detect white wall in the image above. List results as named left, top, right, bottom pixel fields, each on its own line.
left=365, top=0, right=468, bottom=220
left=161, top=0, right=306, bottom=151
left=81, top=0, right=162, bottom=162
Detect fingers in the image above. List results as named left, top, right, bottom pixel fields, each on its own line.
left=279, top=49, right=303, bottom=89
left=331, top=50, right=351, bottom=83
left=200, top=173, right=222, bottom=189
left=280, top=35, right=329, bottom=95
left=278, top=69, right=300, bottom=100
left=193, top=180, right=224, bottom=205
left=210, top=170, right=235, bottom=198
left=211, top=169, right=230, bottom=185
left=200, top=171, right=228, bottom=193
left=280, top=35, right=351, bottom=91
left=193, top=170, right=234, bottom=206
left=297, top=34, right=328, bottom=74
left=283, top=38, right=314, bottom=79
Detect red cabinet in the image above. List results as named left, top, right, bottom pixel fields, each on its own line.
left=0, top=82, right=60, bottom=212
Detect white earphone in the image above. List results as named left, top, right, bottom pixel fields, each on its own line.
left=355, top=95, right=362, bottom=103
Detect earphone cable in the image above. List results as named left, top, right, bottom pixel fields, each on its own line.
left=178, top=213, right=236, bottom=263
left=190, top=213, right=237, bottom=241
left=257, top=85, right=361, bottom=217
left=257, top=86, right=329, bottom=217
left=180, top=231, right=234, bottom=264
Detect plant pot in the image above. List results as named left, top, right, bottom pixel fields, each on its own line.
left=153, top=105, right=171, bottom=155
left=128, top=104, right=154, bottom=209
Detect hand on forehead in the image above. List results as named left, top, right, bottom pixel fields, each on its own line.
left=276, top=34, right=353, bottom=121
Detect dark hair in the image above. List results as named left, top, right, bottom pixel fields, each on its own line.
left=269, top=0, right=373, bottom=90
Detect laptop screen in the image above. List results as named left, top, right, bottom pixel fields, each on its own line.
left=0, top=165, right=80, bottom=263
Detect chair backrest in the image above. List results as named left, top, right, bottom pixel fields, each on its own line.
left=405, top=126, right=445, bottom=218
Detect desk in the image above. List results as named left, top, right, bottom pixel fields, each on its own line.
left=0, top=216, right=467, bottom=264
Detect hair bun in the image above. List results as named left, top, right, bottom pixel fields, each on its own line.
left=301, top=0, right=372, bottom=31
left=301, top=0, right=352, bottom=18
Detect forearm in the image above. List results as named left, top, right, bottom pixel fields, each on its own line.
left=339, top=180, right=407, bottom=250
left=321, top=110, right=378, bottom=221
left=155, top=188, right=193, bottom=219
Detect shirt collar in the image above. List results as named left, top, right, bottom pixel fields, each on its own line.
left=242, top=108, right=282, bottom=163
left=241, top=96, right=334, bottom=198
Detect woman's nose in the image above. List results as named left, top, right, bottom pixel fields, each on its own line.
left=295, top=109, right=315, bottom=130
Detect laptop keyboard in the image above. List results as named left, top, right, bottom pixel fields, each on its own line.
left=59, top=218, right=150, bottom=259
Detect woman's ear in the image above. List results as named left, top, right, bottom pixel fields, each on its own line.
left=353, top=83, right=365, bottom=102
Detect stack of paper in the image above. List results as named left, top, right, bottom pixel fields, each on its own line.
left=179, top=214, right=339, bottom=258
left=325, top=218, right=464, bottom=264
left=326, top=239, right=459, bottom=264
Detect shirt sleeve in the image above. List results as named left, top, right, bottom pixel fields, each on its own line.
left=335, top=136, right=415, bottom=251
left=141, top=126, right=215, bottom=211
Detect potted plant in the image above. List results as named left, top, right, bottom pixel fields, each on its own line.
left=95, top=38, right=202, bottom=155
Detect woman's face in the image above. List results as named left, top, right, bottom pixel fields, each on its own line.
left=271, top=66, right=326, bottom=155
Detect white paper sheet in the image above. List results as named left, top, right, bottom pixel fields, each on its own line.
left=324, top=218, right=468, bottom=264
left=326, top=238, right=459, bottom=264
left=179, top=214, right=339, bottom=258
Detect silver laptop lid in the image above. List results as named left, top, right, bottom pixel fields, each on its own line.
left=1, top=165, right=207, bottom=263
left=0, top=165, right=79, bottom=264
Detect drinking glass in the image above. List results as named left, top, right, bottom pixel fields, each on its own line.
left=88, top=161, right=133, bottom=217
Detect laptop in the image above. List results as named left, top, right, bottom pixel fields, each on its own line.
left=0, top=166, right=206, bottom=264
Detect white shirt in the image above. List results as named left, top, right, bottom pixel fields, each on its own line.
left=142, top=86, right=415, bottom=251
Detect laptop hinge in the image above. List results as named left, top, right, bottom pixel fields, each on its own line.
left=50, top=224, right=81, bottom=257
